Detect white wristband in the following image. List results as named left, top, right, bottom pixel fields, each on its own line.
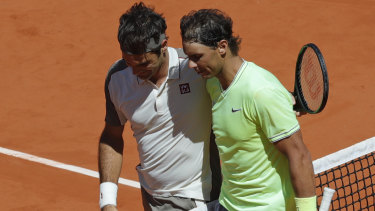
left=99, top=182, right=118, bottom=209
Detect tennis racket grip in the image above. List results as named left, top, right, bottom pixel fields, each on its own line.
left=292, top=91, right=303, bottom=112
left=319, top=187, right=335, bottom=211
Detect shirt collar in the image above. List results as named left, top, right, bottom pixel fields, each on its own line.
left=167, top=47, right=181, bottom=80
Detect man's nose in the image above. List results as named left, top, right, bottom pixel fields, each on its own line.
left=188, top=59, right=197, bottom=69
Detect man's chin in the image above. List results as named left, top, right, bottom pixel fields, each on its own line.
left=137, top=74, right=152, bottom=80
left=201, top=74, right=213, bottom=79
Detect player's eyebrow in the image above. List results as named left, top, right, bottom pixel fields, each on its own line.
left=188, top=54, right=202, bottom=62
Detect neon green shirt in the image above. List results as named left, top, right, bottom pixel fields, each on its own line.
left=206, top=61, right=299, bottom=211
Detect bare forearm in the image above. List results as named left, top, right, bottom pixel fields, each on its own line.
left=274, top=131, right=316, bottom=198
left=98, top=131, right=124, bottom=211
left=288, top=152, right=315, bottom=197
left=98, top=125, right=124, bottom=184
left=99, top=141, right=123, bottom=183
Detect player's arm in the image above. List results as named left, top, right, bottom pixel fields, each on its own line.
left=99, top=59, right=128, bottom=210
left=274, top=130, right=316, bottom=210
left=98, top=123, right=125, bottom=211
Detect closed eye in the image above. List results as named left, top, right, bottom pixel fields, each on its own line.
left=137, top=62, right=150, bottom=67
left=189, top=55, right=202, bottom=63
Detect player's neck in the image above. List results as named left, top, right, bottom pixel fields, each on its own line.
left=217, top=55, right=243, bottom=90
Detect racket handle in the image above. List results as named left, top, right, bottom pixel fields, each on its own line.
left=319, top=187, right=335, bottom=211
left=292, top=92, right=303, bottom=112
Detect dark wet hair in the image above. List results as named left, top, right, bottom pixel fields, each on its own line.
left=118, top=2, right=167, bottom=55
left=180, top=9, right=241, bottom=55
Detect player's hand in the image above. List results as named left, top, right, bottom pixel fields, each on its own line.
left=101, top=205, right=118, bottom=211
left=290, top=93, right=306, bottom=117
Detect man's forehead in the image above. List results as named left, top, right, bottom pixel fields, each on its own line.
left=183, top=42, right=209, bottom=54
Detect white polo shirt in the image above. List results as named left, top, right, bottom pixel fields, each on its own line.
left=105, top=48, right=213, bottom=200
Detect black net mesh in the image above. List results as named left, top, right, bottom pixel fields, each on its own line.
left=315, top=152, right=375, bottom=210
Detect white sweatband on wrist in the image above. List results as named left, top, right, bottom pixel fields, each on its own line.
left=99, top=182, right=118, bottom=209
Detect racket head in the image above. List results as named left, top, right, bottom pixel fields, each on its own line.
left=294, top=43, right=329, bottom=114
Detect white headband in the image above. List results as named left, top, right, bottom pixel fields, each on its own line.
left=124, top=34, right=166, bottom=54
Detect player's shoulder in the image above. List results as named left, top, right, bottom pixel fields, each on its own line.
left=104, top=59, right=136, bottom=91
left=106, top=59, right=128, bottom=79
left=243, top=62, right=283, bottom=89
left=174, top=48, right=187, bottom=59
left=169, top=47, right=189, bottom=63
left=168, top=47, right=199, bottom=76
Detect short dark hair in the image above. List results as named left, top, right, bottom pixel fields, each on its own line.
left=180, top=9, right=241, bottom=55
left=118, top=2, right=167, bottom=55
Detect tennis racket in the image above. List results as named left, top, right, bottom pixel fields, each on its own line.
left=293, top=43, right=329, bottom=114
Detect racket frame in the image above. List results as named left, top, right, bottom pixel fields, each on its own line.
left=294, top=43, right=329, bottom=114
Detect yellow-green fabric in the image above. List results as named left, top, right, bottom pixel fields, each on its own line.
left=295, top=196, right=317, bottom=211
left=206, top=61, right=300, bottom=211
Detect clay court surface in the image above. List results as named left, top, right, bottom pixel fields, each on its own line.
left=1, top=0, right=374, bottom=210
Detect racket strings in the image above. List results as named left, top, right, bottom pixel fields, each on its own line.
left=299, top=47, right=324, bottom=112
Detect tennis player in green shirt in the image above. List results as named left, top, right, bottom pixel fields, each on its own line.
left=180, top=9, right=316, bottom=211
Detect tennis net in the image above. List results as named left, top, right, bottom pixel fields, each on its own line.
left=313, top=137, right=375, bottom=211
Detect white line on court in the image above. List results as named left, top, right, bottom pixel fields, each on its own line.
left=0, top=147, right=140, bottom=189
left=1, top=136, right=374, bottom=189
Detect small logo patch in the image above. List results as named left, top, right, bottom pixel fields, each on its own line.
left=179, top=83, right=191, bottom=94
left=232, top=108, right=242, bottom=112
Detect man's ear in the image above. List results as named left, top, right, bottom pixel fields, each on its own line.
left=161, top=39, right=168, bottom=53
left=218, top=40, right=228, bottom=55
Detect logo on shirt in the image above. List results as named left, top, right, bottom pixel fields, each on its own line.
left=179, top=83, right=191, bottom=94
left=232, top=108, right=242, bottom=112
